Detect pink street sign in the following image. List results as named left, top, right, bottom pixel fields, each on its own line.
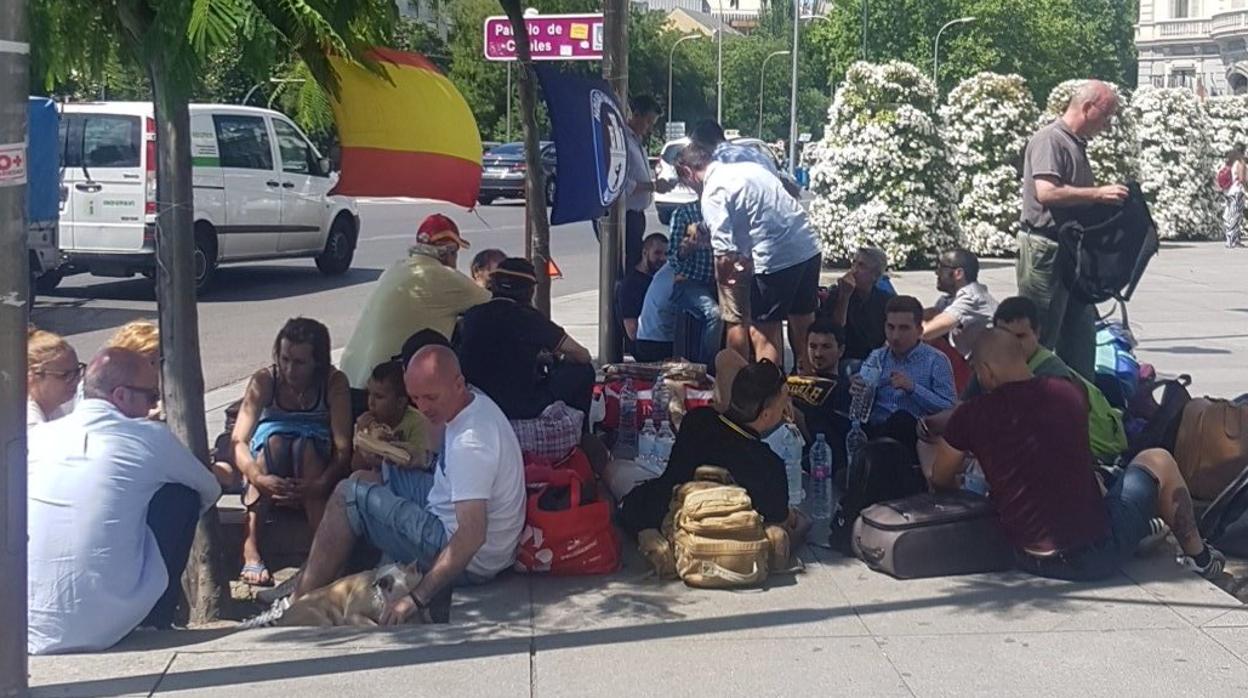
left=483, top=13, right=604, bottom=62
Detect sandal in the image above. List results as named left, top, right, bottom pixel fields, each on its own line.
left=240, top=562, right=274, bottom=587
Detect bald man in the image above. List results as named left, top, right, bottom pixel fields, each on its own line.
left=922, top=329, right=1224, bottom=582
left=281, top=346, right=524, bottom=624
left=1018, top=79, right=1127, bottom=382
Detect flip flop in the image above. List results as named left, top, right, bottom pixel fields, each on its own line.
left=240, top=562, right=274, bottom=587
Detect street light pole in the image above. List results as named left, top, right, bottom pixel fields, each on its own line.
left=759, top=50, right=791, bottom=138
left=668, top=34, right=704, bottom=125
left=861, top=0, right=868, bottom=60
left=933, top=16, right=976, bottom=94
left=717, top=0, right=724, bottom=123
left=0, top=0, right=29, bottom=693
left=788, top=0, right=800, bottom=175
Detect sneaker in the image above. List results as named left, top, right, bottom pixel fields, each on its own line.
left=1136, top=517, right=1169, bottom=555
left=239, top=596, right=290, bottom=629
left=1179, top=546, right=1227, bottom=581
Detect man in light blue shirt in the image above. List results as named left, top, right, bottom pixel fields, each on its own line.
left=636, top=261, right=679, bottom=362
left=675, top=142, right=822, bottom=371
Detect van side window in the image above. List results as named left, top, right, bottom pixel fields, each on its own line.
left=213, top=115, right=274, bottom=170
left=272, top=119, right=314, bottom=176
left=82, top=116, right=141, bottom=168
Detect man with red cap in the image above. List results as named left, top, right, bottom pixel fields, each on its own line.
left=339, top=214, right=490, bottom=412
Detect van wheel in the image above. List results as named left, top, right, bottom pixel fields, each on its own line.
left=194, top=228, right=218, bottom=294
left=316, top=216, right=355, bottom=276
left=478, top=195, right=495, bottom=206
left=34, top=268, right=63, bottom=294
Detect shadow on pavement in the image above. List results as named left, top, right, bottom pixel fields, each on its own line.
left=30, top=302, right=155, bottom=338
left=42, top=266, right=383, bottom=305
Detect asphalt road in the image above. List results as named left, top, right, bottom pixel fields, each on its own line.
left=31, top=198, right=658, bottom=391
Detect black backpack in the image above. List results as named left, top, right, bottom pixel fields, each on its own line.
left=1125, top=374, right=1192, bottom=461
left=1057, top=182, right=1160, bottom=306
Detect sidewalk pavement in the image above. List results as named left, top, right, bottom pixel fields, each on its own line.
left=28, top=545, right=1248, bottom=697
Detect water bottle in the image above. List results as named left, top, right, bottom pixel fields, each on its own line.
left=783, top=423, right=805, bottom=506
left=809, top=433, right=833, bottom=522
left=618, top=378, right=639, bottom=458
left=638, top=419, right=657, bottom=468
left=655, top=420, right=676, bottom=468
left=651, top=376, right=670, bottom=426
left=962, top=459, right=990, bottom=496
left=850, top=360, right=881, bottom=423
left=845, top=420, right=869, bottom=486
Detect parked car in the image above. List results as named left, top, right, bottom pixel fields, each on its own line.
left=653, top=136, right=781, bottom=226
left=55, top=102, right=360, bottom=293
left=478, top=141, right=557, bottom=206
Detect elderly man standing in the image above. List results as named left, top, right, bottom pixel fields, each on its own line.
left=262, top=346, right=525, bottom=625
left=28, top=348, right=221, bottom=654
left=1019, top=80, right=1128, bottom=380
left=338, top=214, right=489, bottom=405
left=824, top=247, right=894, bottom=362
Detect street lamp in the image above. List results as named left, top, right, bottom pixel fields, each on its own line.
left=668, top=33, right=705, bottom=125
left=717, top=0, right=725, bottom=123
left=933, top=16, right=976, bottom=93
left=760, top=50, right=791, bottom=138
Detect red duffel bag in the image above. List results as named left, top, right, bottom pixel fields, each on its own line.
left=514, top=467, right=620, bottom=575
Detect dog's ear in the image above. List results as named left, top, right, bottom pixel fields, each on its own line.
left=376, top=574, right=394, bottom=593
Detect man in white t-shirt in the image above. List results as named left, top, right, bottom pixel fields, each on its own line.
left=286, top=345, right=525, bottom=623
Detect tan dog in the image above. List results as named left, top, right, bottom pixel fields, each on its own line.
left=274, top=563, right=426, bottom=627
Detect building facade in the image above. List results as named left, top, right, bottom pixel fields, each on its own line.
left=1137, top=0, right=1248, bottom=94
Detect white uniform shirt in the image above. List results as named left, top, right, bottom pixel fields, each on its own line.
left=426, top=388, right=526, bottom=578
left=624, top=126, right=654, bottom=212
left=700, top=159, right=820, bottom=274
left=27, top=400, right=221, bottom=654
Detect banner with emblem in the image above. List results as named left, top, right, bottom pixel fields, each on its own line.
left=534, top=65, right=628, bottom=225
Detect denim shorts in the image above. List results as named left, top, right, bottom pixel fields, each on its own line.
left=342, top=471, right=448, bottom=575
left=1016, top=463, right=1160, bottom=581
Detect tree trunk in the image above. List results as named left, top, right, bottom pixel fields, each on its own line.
left=148, top=54, right=227, bottom=625
left=500, top=2, right=553, bottom=317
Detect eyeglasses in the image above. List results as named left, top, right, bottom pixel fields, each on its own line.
left=123, top=385, right=161, bottom=405
left=35, top=362, right=86, bottom=381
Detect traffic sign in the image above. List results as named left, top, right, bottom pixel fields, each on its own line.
left=483, top=13, right=604, bottom=62
left=665, top=121, right=686, bottom=141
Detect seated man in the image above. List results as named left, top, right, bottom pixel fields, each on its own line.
left=277, top=346, right=527, bottom=624
left=854, top=295, right=956, bottom=465
left=635, top=260, right=678, bottom=362
left=823, top=247, right=894, bottom=362
left=470, top=248, right=507, bottom=289
left=925, top=329, right=1225, bottom=581
left=923, top=248, right=998, bottom=360
left=789, top=319, right=852, bottom=470
left=620, top=233, right=668, bottom=350
left=27, top=348, right=222, bottom=654
left=339, top=214, right=489, bottom=398
left=945, top=296, right=1126, bottom=463
left=620, top=360, right=810, bottom=543
left=457, top=258, right=595, bottom=419
left=668, top=205, right=722, bottom=366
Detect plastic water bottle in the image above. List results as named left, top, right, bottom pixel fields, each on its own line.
left=638, top=419, right=657, bottom=468
left=962, top=460, right=990, bottom=496
left=783, top=423, right=805, bottom=506
left=845, top=420, right=869, bottom=486
left=655, top=420, right=676, bottom=467
left=618, top=378, right=639, bottom=458
left=809, top=434, right=833, bottom=522
left=850, top=361, right=881, bottom=423
left=651, top=376, right=670, bottom=426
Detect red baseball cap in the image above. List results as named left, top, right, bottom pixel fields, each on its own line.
left=416, top=214, right=470, bottom=249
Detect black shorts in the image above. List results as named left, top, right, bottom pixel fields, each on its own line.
left=752, top=254, right=822, bottom=323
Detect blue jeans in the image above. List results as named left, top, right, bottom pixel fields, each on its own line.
left=671, top=279, right=721, bottom=366
left=1015, top=464, right=1159, bottom=581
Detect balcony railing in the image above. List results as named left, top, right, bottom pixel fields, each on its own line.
left=1159, top=18, right=1211, bottom=37
left=1212, top=9, right=1248, bottom=37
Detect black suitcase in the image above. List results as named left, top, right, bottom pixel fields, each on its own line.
left=851, top=491, right=1015, bottom=579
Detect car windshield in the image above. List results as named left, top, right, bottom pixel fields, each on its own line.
left=661, top=142, right=685, bottom=165
left=487, top=143, right=524, bottom=157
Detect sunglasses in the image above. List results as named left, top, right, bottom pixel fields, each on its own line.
left=35, top=362, right=86, bottom=381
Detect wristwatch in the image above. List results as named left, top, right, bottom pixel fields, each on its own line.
left=408, top=590, right=428, bottom=610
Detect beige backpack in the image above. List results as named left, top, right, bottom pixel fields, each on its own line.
left=671, top=484, right=772, bottom=589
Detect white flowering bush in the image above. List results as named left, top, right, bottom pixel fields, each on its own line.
left=808, top=61, right=961, bottom=267
left=1131, top=87, right=1221, bottom=240
left=1205, top=95, right=1248, bottom=158
left=940, top=72, right=1038, bottom=256
left=1043, top=80, right=1140, bottom=185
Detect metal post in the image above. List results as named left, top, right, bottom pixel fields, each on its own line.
left=933, top=17, right=976, bottom=98
left=0, top=0, right=29, bottom=692
left=861, top=0, right=868, bottom=60
left=759, top=50, right=790, bottom=138
left=668, top=34, right=702, bottom=125
left=601, top=0, right=627, bottom=363
left=717, top=0, right=724, bottom=124
left=506, top=62, right=512, bottom=142
left=788, top=0, right=800, bottom=175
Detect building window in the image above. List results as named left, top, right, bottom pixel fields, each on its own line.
left=1172, top=0, right=1190, bottom=18
left=1170, top=69, right=1197, bottom=88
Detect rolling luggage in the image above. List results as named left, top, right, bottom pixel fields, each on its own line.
left=852, top=491, right=1014, bottom=579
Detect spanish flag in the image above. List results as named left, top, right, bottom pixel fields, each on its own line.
left=328, top=48, right=482, bottom=207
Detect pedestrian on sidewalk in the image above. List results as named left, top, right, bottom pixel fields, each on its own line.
left=1220, top=147, right=1246, bottom=248
left=622, top=95, right=674, bottom=271
left=1018, top=80, right=1128, bottom=381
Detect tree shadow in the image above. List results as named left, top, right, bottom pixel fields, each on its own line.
left=1143, top=345, right=1233, bottom=355
left=28, top=301, right=155, bottom=338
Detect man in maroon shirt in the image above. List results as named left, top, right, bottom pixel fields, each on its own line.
left=924, top=329, right=1224, bottom=581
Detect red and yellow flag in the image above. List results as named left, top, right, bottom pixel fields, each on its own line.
left=328, top=48, right=482, bottom=207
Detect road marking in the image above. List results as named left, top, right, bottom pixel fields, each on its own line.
left=0, top=39, right=30, bottom=55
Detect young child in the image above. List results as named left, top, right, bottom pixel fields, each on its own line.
left=352, top=361, right=430, bottom=475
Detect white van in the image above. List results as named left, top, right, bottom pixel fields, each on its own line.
left=53, top=102, right=359, bottom=292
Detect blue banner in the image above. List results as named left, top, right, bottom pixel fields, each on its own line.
left=535, top=65, right=628, bottom=225
left=27, top=98, right=60, bottom=224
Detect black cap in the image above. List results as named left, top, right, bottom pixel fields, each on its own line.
left=393, top=329, right=451, bottom=369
